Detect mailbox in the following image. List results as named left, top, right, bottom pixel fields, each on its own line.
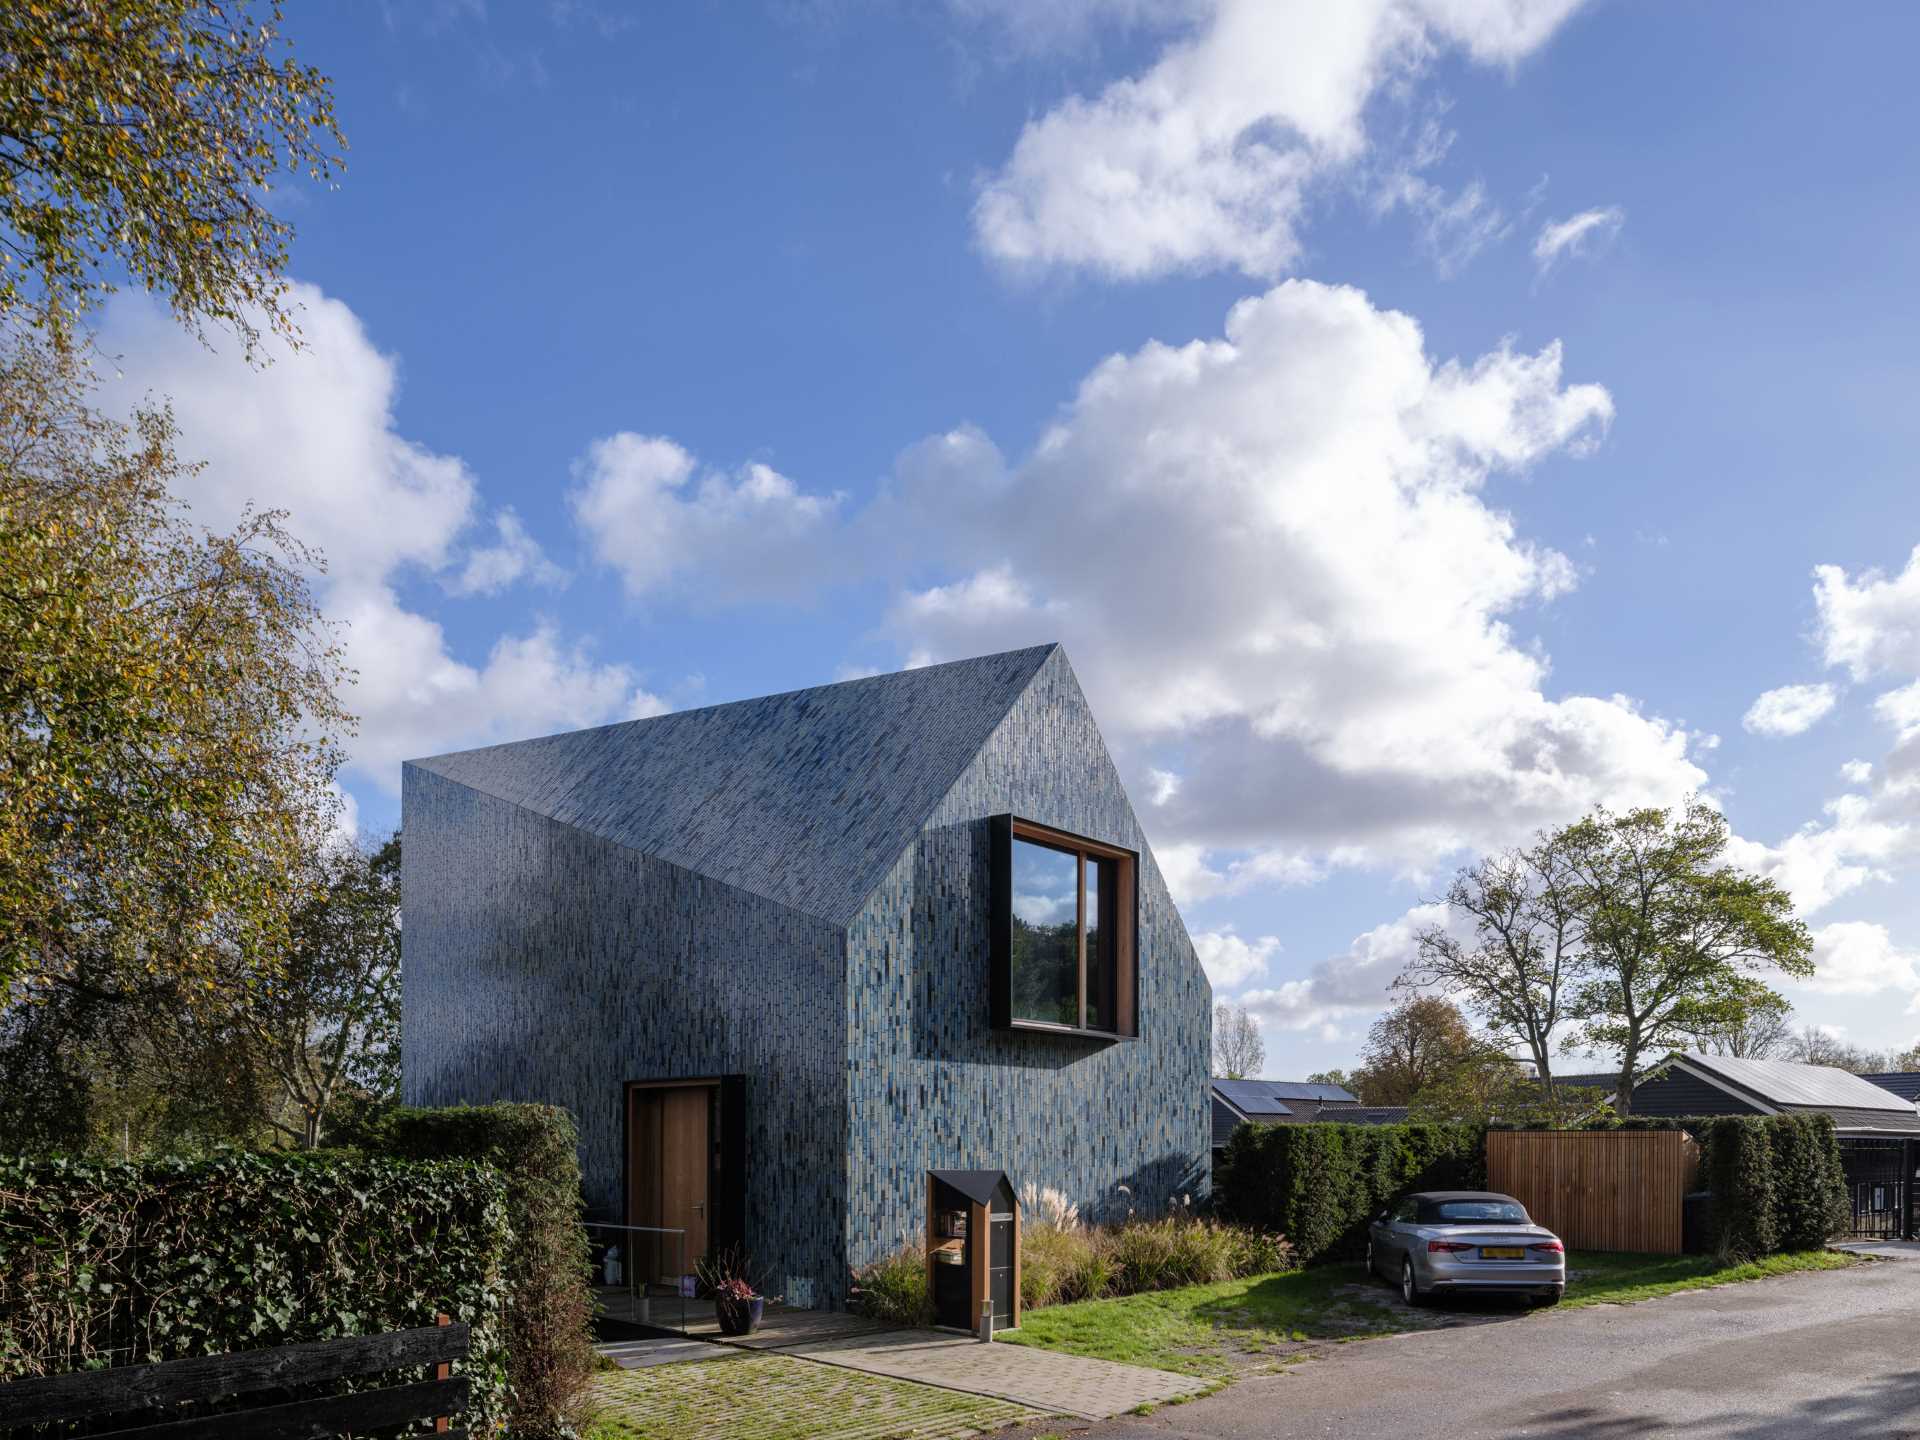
left=926, top=1169, right=1021, bottom=1333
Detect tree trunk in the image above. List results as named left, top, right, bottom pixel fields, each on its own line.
left=1614, top=1064, right=1636, bottom=1116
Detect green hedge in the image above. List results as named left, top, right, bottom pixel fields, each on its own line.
left=0, top=1151, right=510, bottom=1429
left=1703, top=1113, right=1849, bottom=1259
left=375, top=1104, right=596, bottom=1439
left=1215, top=1121, right=1486, bottom=1263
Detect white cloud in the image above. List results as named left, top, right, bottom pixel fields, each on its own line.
left=881, top=280, right=1705, bottom=878
left=1192, top=928, right=1280, bottom=989
left=972, top=0, right=1588, bottom=282
left=96, top=283, right=660, bottom=792
left=446, top=508, right=566, bottom=596
left=1815, top=546, right=1920, bottom=680
left=1532, top=205, right=1625, bottom=272
left=1742, top=683, right=1837, bottom=738
left=1801, top=921, right=1920, bottom=997
left=1841, top=759, right=1874, bottom=785
left=569, top=434, right=847, bottom=602
left=1239, top=903, right=1447, bottom=1032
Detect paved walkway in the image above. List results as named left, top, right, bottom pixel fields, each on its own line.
left=601, top=1301, right=1206, bottom=1421
left=1833, top=1238, right=1920, bottom=1260
left=780, top=1328, right=1208, bottom=1420
left=596, top=1334, right=733, bottom=1369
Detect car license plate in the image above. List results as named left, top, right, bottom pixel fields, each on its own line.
left=1480, top=1246, right=1526, bottom=1260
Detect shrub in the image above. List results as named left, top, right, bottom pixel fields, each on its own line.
left=1769, top=1113, right=1851, bottom=1251
left=849, top=1246, right=931, bottom=1326
left=1216, top=1121, right=1486, bottom=1264
left=380, top=1104, right=595, bottom=1439
left=0, top=1151, right=510, bottom=1429
left=1706, top=1116, right=1778, bottom=1260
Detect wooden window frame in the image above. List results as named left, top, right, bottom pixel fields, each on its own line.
left=990, top=815, right=1139, bottom=1040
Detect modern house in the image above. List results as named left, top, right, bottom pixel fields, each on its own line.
left=1627, top=1051, right=1920, bottom=1241
left=400, top=645, right=1212, bottom=1309
left=1209, top=1079, right=1360, bottom=1149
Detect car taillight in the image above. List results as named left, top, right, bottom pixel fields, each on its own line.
left=1530, top=1240, right=1564, bottom=1254
left=1427, top=1240, right=1472, bottom=1253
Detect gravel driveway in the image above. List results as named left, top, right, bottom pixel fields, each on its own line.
left=1043, top=1254, right=1920, bottom=1439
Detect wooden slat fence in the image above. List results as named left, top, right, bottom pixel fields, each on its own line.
left=1487, top=1129, right=1700, bottom=1255
left=0, top=1319, right=469, bottom=1438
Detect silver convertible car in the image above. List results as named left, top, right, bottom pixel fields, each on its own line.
left=1367, top=1190, right=1565, bottom=1307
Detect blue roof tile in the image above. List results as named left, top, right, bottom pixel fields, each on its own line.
left=406, top=644, right=1058, bottom=925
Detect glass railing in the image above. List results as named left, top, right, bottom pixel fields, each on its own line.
left=584, top=1221, right=694, bottom=1336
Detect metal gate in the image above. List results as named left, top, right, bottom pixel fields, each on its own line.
left=1838, top=1138, right=1916, bottom=1240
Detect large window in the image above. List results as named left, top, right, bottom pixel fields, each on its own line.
left=992, top=817, right=1137, bottom=1038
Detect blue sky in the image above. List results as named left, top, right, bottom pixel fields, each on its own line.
left=101, top=1, right=1920, bottom=1074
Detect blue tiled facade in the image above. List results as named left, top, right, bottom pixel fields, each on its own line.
left=402, top=645, right=1212, bottom=1308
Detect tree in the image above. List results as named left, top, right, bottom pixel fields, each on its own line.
left=1352, top=994, right=1484, bottom=1105
left=1561, top=801, right=1813, bottom=1114
left=1895, top=1043, right=1920, bottom=1072
left=1212, top=1001, right=1264, bottom=1080
left=1700, top=995, right=1795, bottom=1060
left=1789, top=1026, right=1897, bottom=1075
left=1406, top=842, right=1583, bottom=1100
left=1, top=331, right=349, bottom=1013
left=1305, top=1068, right=1356, bottom=1095
left=0, top=1, right=344, bottom=349
left=233, top=834, right=401, bottom=1148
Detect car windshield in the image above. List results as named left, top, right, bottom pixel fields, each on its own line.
left=1430, top=1200, right=1527, bottom=1224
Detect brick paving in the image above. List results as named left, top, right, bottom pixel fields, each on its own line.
left=587, top=1350, right=1046, bottom=1440
left=782, top=1328, right=1209, bottom=1420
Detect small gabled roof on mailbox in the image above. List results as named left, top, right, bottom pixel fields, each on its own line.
left=929, top=1169, right=1016, bottom=1208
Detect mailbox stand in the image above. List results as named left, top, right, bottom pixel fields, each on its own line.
left=926, top=1169, right=1021, bottom=1335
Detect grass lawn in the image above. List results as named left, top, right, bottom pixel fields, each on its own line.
left=1002, top=1249, right=1857, bottom=1379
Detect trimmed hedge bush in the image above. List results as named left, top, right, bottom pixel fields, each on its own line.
left=1214, top=1121, right=1486, bottom=1264
left=0, top=1151, right=510, bottom=1428
left=1703, top=1113, right=1848, bottom=1259
left=375, top=1104, right=596, bottom=1439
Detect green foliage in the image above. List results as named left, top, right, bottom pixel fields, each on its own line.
left=849, top=1246, right=932, bottom=1327
left=0, top=1150, right=510, bottom=1430
left=380, top=1104, right=596, bottom=1439
left=1214, top=1121, right=1487, bottom=1264
left=1705, top=1117, right=1778, bottom=1260
left=233, top=834, right=402, bottom=1150
left=854, top=1214, right=1293, bottom=1323
left=1753, top=1113, right=1849, bottom=1253
left=0, top=0, right=344, bottom=348
left=1, top=331, right=348, bottom=1022
left=1557, top=801, right=1813, bottom=1114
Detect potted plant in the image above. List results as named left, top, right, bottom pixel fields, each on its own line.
left=698, top=1246, right=771, bottom=1335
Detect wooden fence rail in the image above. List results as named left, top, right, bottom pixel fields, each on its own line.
left=0, top=1319, right=469, bottom=1437
left=1488, top=1129, right=1701, bottom=1255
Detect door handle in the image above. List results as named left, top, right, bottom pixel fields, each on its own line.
left=693, top=1202, right=705, bottom=1216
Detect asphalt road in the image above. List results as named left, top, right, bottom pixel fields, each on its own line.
left=1072, top=1256, right=1920, bottom=1439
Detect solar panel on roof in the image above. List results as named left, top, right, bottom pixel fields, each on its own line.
left=1679, top=1053, right=1915, bottom=1111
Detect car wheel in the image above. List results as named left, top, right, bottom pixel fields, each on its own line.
left=1530, top=1288, right=1563, bottom=1308
left=1400, top=1257, right=1427, bottom=1307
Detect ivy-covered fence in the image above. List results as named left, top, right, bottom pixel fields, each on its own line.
left=372, top=1104, right=597, bottom=1439
left=0, top=1151, right=511, bottom=1430
left=1214, top=1121, right=1486, bottom=1263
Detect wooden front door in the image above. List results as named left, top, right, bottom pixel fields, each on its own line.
left=628, top=1085, right=712, bottom=1282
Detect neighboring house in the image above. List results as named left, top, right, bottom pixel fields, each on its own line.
left=1862, top=1072, right=1920, bottom=1108
left=1624, top=1052, right=1920, bottom=1139
left=1210, top=1079, right=1360, bottom=1149
left=1627, top=1051, right=1919, bottom=1241
left=401, top=644, right=1212, bottom=1310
